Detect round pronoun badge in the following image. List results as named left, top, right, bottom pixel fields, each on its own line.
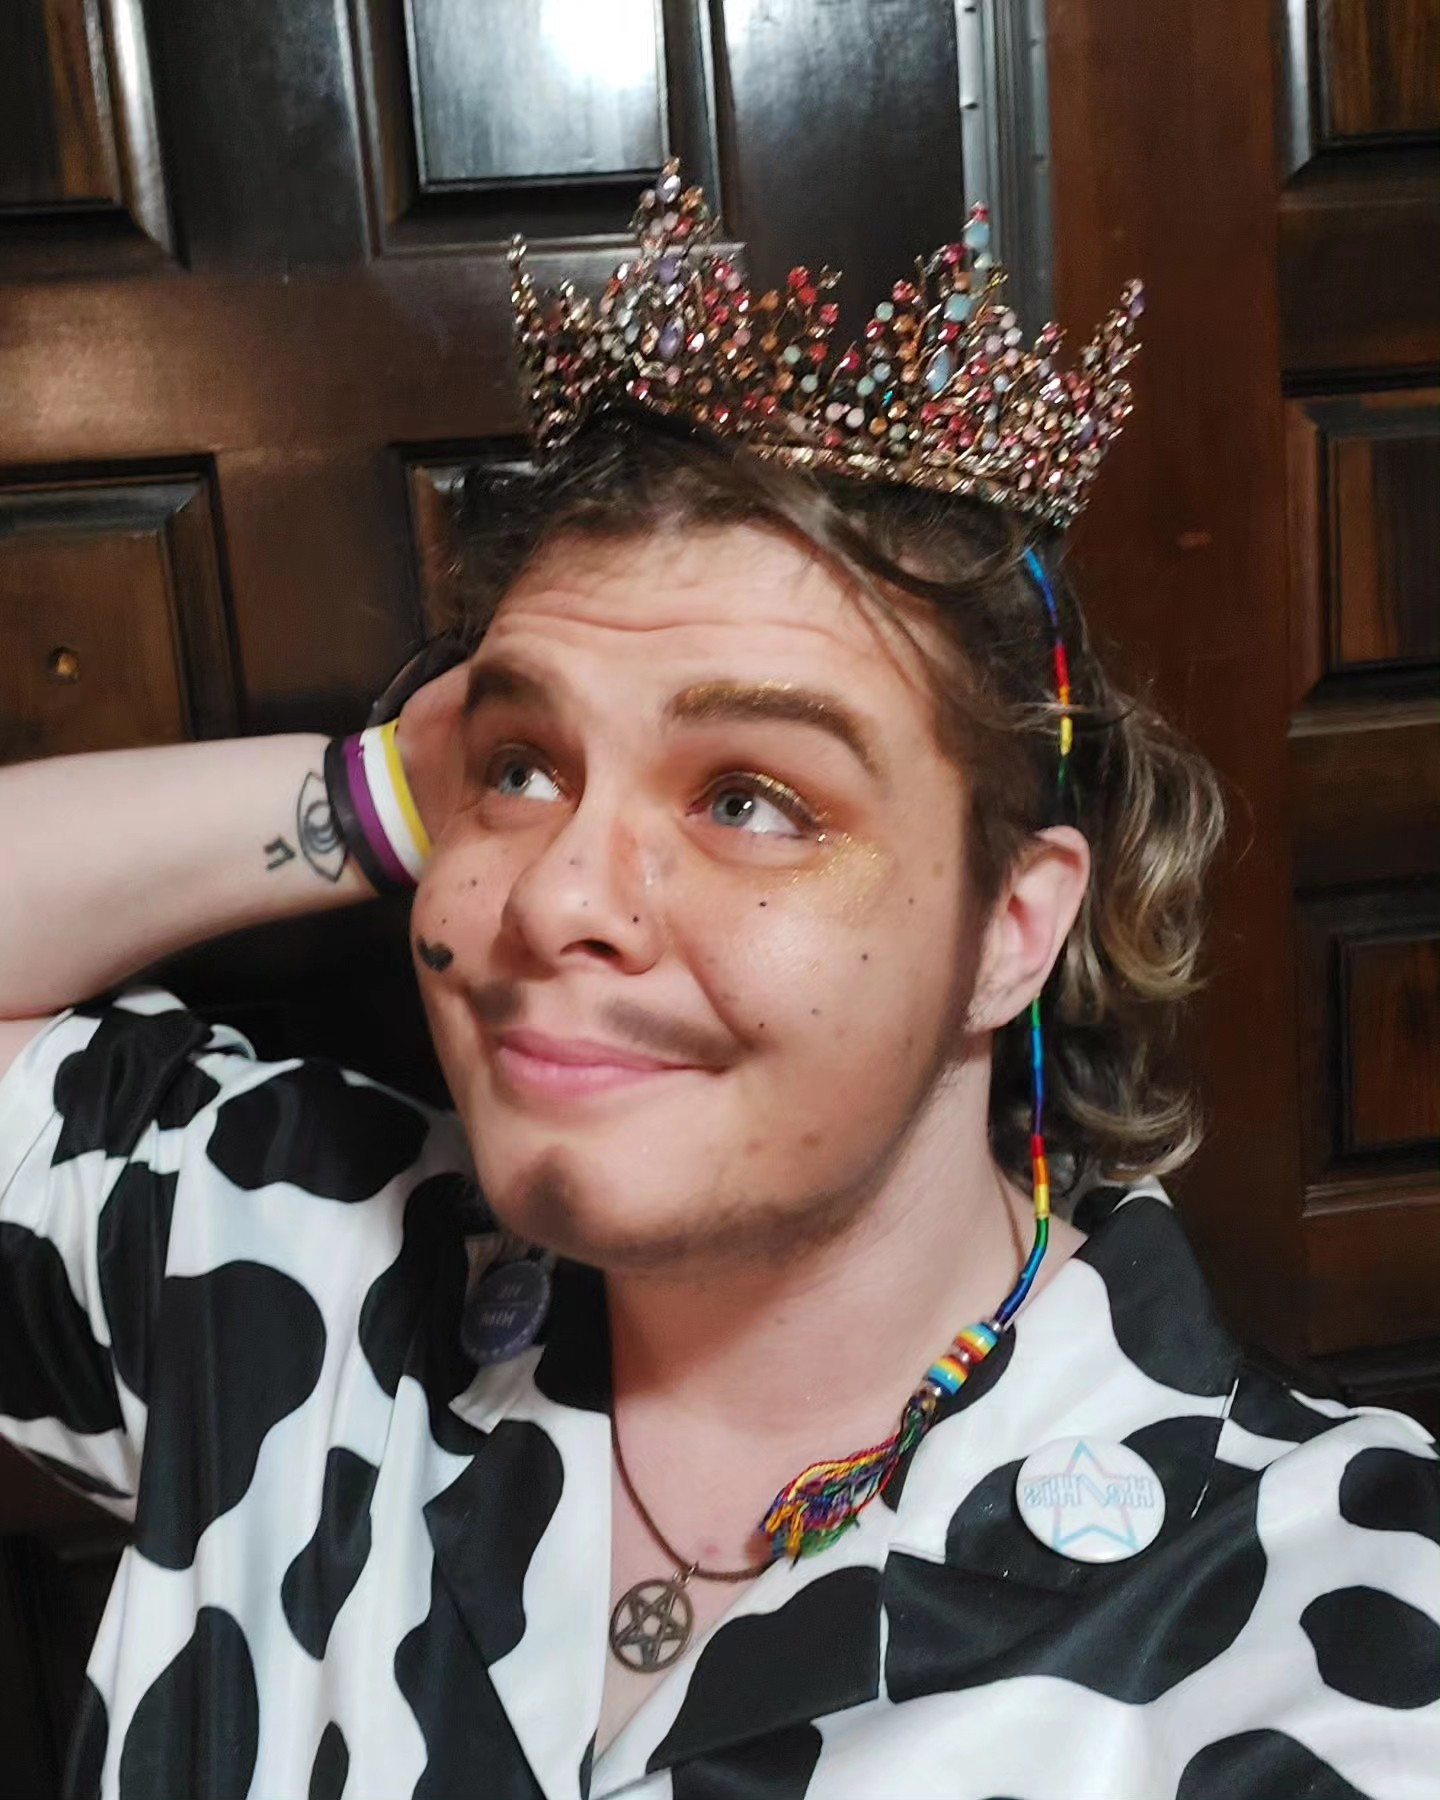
left=461, top=1258, right=552, bottom=1366
left=1014, top=1435, right=1166, bottom=1562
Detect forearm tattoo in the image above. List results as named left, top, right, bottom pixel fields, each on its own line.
left=263, top=770, right=349, bottom=883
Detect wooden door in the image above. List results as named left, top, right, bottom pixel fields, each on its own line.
left=0, top=2, right=1031, bottom=1788
left=1, top=0, right=1436, bottom=1790
left=1049, top=0, right=1440, bottom=1423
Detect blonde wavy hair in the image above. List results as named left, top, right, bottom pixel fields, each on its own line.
left=447, top=412, right=1227, bottom=1202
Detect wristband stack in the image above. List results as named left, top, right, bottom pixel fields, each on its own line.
left=323, top=719, right=432, bottom=895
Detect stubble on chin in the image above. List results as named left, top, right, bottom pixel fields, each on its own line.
left=493, top=1134, right=901, bottom=1276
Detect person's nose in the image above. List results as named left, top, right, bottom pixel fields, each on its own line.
left=500, top=789, right=664, bottom=976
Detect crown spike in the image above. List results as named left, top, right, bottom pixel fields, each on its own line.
left=508, top=157, right=1144, bottom=529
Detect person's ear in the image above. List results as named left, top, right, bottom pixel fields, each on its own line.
left=966, top=826, right=1091, bottom=1033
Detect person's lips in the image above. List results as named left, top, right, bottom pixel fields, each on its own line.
left=491, top=1027, right=698, bottom=1099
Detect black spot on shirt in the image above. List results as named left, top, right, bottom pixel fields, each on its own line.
left=54, top=1005, right=218, bottom=1164
left=1075, top=1196, right=1237, bottom=1397
left=358, top=1173, right=474, bottom=1403
left=282, top=1447, right=381, bottom=1659
left=1228, top=1356, right=1350, bottom=1446
left=0, top=1222, right=122, bottom=1432
left=1177, top=1728, right=1370, bottom=1799
left=96, top=1160, right=177, bottom=1405
left=650, top=1568, right=880, bottom=1770
left=888, top=1427, right=1266, bottom=1706
left=206, top=1062, right=428, bottom=1201
left=61, top=1675, right=108, bottom=1800
left=118, top=1607, right=258, bottom=1800
left=134, top=1263, right=326, bottom=1570
left=578, top=1736, right=594, bottom=1800
left=394, top=1563, right=545, bottom=1800
left=670, top=1724, right=823, bottom=1800
left=1338, top=1445, right=1440, bottom=1545
left=1301, top=1586, right=1440, bottom=1709
left=308, top=1722, right=350, bottom=1800
left=424, top=1418, right=563, bottom=1666
left=533, top=1260, right=611, bottom=1415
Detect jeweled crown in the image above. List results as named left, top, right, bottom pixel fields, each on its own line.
left=509, top=158, right=1144, bottom=530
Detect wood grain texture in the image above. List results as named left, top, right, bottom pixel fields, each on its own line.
left=1049, top=0, right=1305, bottom=1352
left=408, top=0, right=665, bottom=183
left=1346, top=935, right=1440, bottom=1150
left=1297, top=886, right=1440, bottom=1188
left=0, top=476, right=237, bottom=765
left=353, top=0, right=719, bottom=249
left=1320, top=0, right=1440, bottom=140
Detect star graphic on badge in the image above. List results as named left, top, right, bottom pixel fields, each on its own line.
left=1048, top=1438, right=1147, bottom=1554
left=609, top=1579, right=694, bottom=1671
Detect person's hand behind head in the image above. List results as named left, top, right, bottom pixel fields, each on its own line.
left=394, top=656, right=472, bottom=845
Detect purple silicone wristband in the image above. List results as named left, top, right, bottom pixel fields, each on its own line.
left=342, top=733, right=414, bottom=892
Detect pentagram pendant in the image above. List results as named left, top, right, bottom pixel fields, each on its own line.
left=608, top=1574, right=694, bottom=1672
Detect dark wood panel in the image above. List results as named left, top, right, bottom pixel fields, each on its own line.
left=1279, top=150, right=1440, bottom=373
left=1295, top=883, right=1440, bottom=1190
left=0, top=0, right=172, bottom=272
left=1320, top=0, right=1440, bottom=142
left=354, top=0, right=718, bottom=248
left=1289, top=706, right=1440, bottom=887
left=1287, top=389, right=1440, bottom=693
left=718, top=0, right=966, bottom=346
left=0, top=474, right=237, bottom=764
left=1346, top=935, right=1440, bottom=1149
left=1307, top=1191, right=1440, bottom=1352
left=1334, top=431, right=1440, bottom=668
left=1321, top=1337, right=1440, bottom=1440
left=139, top=0, right=366, bottom=269
left=1049, top=0, right=1306, bottom=1356
left=214, top=447, right=420, bottom=736
left=409, top=0, right=665, bottom=183
left=0, top=0, right=121, bottom=209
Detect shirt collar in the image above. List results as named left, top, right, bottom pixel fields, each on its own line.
left=424, top=1186, right=1242, bottom=1795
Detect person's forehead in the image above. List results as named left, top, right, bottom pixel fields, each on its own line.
left=485, top=521, right=925, bottom=685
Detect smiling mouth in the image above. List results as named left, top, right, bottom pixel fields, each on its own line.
left=490, top=1028, right=698, bottom=1101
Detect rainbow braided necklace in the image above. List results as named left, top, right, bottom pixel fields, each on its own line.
left=758, top=547, right=1067, bottom=1561
left=609, top=547, right=1070, bottom=1667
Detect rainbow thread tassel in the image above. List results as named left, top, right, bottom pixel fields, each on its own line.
left=757, top=547, right=1071, bottom=1565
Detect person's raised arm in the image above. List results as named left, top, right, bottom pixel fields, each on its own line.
left=0, top=659, right=471, bottom=1028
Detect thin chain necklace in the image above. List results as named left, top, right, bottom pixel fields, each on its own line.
left=608, top=1416, right=771, bottom=1672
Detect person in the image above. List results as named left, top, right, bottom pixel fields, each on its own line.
left=1, top=163, right=1436, bottom=1800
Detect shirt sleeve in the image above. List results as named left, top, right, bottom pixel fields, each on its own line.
left=0, top=984, right=264, bottom=1518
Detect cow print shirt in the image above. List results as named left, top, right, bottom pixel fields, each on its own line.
left=1, top=984, right=1437, bottom=1800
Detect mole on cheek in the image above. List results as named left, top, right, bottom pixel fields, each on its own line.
left=415, top=937, right=454, bottom=972
left=801, top=1131, right=821, bottom=1149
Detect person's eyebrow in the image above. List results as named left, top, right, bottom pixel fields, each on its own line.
left=665, top=681, right=883, bottom=778
left=462, top=659, right=553, bottom=718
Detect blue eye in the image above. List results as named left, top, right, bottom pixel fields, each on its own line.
left=486, top=752, right=563, bottom=804
left=707, top=782, right=807, bottom=837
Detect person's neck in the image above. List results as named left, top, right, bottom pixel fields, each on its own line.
left=606, top=1053, right=1065, bottom=1471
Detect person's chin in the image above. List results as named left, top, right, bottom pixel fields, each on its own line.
left=480, top=1151, right=701, bottom=1270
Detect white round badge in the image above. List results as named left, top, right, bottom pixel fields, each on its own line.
left=1014, top=1436, right=1166, bottom=1562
